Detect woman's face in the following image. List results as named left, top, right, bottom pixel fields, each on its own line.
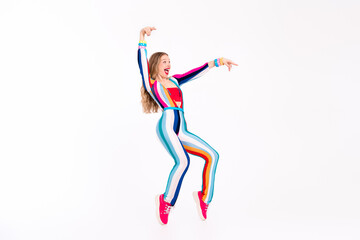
left=157, top=54, right=171, bottom=79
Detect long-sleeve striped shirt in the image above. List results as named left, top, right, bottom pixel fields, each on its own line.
left=137, top=41, right=210, bottom=111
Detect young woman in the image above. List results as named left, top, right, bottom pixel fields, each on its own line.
left=137, top=26, right=238, bottom=225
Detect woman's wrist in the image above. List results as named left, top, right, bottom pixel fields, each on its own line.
left=213, top=57, right=224, bottom=67
left=208, top=60, right=215, bottom=68
left=139, top=31, right=145, bottom=41
left=139, top=29, right=146, bottom=47
left=138, top=40, right=147, bottom=49
left=219, top=57, right=224, bottom=66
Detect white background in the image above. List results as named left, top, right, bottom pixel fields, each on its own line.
left=1, top=0, right=359, bottom=239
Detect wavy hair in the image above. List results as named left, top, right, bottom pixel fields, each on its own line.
left=140, top=52, right=168, bottom=113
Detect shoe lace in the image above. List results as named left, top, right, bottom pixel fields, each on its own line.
left=163, top=204, right=172, bottom=214
left=203, top=203, right=209, bottom=212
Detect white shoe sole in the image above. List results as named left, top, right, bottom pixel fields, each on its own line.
left=193, top=191, right=206, bottom=221
left=155, top=195, right=166, bottom=225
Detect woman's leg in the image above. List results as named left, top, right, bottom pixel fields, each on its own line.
left=156, top=110, right=190, bottom=206
left=177, top=114, right=219, bottom=204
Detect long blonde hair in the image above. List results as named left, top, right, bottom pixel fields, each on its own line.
left=140, top=52, right=168, bottom=113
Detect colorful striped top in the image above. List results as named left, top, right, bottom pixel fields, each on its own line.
left=137, top=41, right=210, bottom=111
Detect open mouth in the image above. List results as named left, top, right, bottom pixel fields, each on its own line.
left=164, top=68, right=170, bottom=75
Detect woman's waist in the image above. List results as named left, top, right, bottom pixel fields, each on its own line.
left=162, top=107, right=184, bottom=112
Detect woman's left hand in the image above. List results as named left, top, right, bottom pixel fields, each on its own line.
left=222, top=58, right=238, bottom=71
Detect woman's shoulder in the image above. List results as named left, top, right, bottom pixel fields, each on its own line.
left=169, top=76, right=178, bottom=81
left=168, top=77, right=180, bottom=86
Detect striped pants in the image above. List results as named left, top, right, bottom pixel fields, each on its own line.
left=156, top=108, right=219, bottom=206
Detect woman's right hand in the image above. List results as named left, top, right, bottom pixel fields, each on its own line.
left=140, top=26, right=156, bottom=38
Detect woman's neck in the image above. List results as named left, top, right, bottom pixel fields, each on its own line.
left=155, top=75, right=168, bottom=83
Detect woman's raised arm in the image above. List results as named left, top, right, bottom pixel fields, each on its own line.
left=137, top=26, right=156, bottom=93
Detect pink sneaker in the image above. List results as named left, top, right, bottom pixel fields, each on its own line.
left=193, top=191, right=209, bottom=220
left=155, top=194, right=172, bottom=225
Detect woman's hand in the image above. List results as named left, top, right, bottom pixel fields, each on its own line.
left=140, top=26, right=156, bottom=41
left=222, top=58, right=238, bottom=71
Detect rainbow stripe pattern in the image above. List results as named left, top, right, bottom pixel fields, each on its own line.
left=156, top=109, right=219, bottom=205
left=138, top=41, right=219, bottom=205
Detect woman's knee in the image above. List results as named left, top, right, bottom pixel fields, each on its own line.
left=211, top=148, right=219, bottom=165
left=202, top=147, right=219, bottom=166
left=175, top=155, right=190, bottom=172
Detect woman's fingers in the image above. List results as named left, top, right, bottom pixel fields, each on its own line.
left=223, top=59, right=237, bottom=71
left=224, top=62, right=231, bottom=71
left=224, top=59, right=238, bottom=71
left=147, top=26, right=156, bottom=36
left=225, top=59, right=238, bottom=66
left=142, top=26, right=156, bottom=36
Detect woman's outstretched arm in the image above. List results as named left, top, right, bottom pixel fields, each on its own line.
left=173, top=58, right=238, bottom=86
left=137, top=26, right=156, bottom=93
left=172, top=63, right=210, bottom=86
